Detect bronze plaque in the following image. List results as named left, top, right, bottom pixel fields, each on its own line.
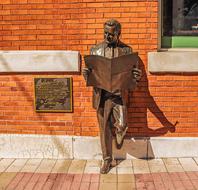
left=34, top=78, right=73, bottom=112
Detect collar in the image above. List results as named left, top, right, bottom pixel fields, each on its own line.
left=103, top=40, right=120, bottom=49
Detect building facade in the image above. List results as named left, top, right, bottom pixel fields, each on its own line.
left=0, top=0, right=198, bottom=159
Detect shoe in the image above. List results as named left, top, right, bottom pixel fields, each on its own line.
left=100, top=160, right=112, bottom=174
left=115, top=127, right=128, bottom=149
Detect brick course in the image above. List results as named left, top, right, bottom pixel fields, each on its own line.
left=0, top=0, right=198, bottom=137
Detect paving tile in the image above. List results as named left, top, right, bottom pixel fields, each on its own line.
left=160, top=172, right=175, bottom=190
left=177, top=172, right=190, bottom=180
left=143, top=173, right=154, bottom=182
left=132, top=159, right=149, bottom=166
left=166, top=165, right=184, bottom=173
left=23, top=173, right=41, bottom=190
left=84, top=166, right=100, bottom=174
left=60, top=174, right=73, bottom=190
left=51, top=159, right=71, bottom=173
left=5, top=159, right=28, bottom=172
left=172, top=180, right=186, bottom=190
left=181, top=179, right=195, bottom=190
left=191, top=179, right=198, bottom=189
left=163, top=158, right=180, bottom=165
left=73, top=174, right=83, bottom=182
left=117, top=167, right=133, bottom=174
left=179, top=158, right=196, bottom=165
left=15, top=173, right=34, bottom=190
left=42, top=181, right=54, bottom=190
left=1, top=158, right=198, bottom=190
left=70, top=181, right=81, bottom=190
left=135, top=173, right=153, bottom=183
left=151, top=173, right=166, bottom=190
left=80, top=182, right=90, bottom=190
left=84, top=159, right=101, bottom=174
left=194, top=171, right=198, bottom=178
left=0, top=159, right=15, bottom=172
left=91, top=174, right=100, bottom=183
left=0, top=172, right=17, bottom=189
left=89, top=182, right=99, bottom=190
left=33, top=173, right=50, bottom=190
left=99, top=182, right=117, bottom=190
left=21, top=159, right=42, bottom=172
left=145, top=181, right=156, bottom=190
left=81, top=174, right=91, bottom=182
left=169, top=172, right=180, bottom=181
left=118, top=182, right=136, bottom=190
left=160, top=172, right=172, bottom=180
left=132, top=159, right=150, bottom=174
left=100, top=174, right=117, bottom=183
left=42, top=173, right=58, bottom=190
left=133, top=166, right=150, bottom=174
left=153, top=180, right=166, bottom=190
left=118, top=174, right=135, bottom=183
left=38, top=173, right=51, bottom=182
left=163, top=158, right=184, bottom=172
left=35, top=159, right=56, bottom=173
left=148, top=159, right=167, bottom=173
left=148, top=159, right=164, bottom=165
left=85, top=160, right=101, bottom=167
left=179, top=158, right=198, bottom=171
left=186, top=171, right=198, bottom=180
left=136, top=181, right=147, bottom=189
left=51, top=173, right=67, bottom=190
left=117, top=159, right=132, bottom=167
left=4, top=173, right=25, bottom=190
left=149, top=165, right=167, bottom=173
left=194, top=157, right=198, bottom=165
left=151, top=173, right=163, bottom=182
left=68, top=160, right=86, bottom=174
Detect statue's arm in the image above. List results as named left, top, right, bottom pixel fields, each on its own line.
left=129, top=48, right=141, bottom=83
left=132, top=67, right=142, bottom=83
left=82, top=47, right=95, bottom=81
left=124, top=46, right=142, bottom=83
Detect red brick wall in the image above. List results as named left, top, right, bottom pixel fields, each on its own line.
left=0, top=0, right=198, bottom=137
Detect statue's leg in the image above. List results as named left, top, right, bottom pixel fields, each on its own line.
left=97, top=99, right=113, bottom=161
left=112, top=104, right=128, bottom=132
left=112, top=103, right=128, bottom=148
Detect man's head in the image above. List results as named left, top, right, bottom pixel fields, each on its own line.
left=104, top=19, right=121, bottom=46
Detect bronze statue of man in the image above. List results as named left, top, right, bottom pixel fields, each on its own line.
left=83, top=19, right=142, bottom=174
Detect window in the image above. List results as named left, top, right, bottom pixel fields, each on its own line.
left=161, top=0, right=198, bottom=48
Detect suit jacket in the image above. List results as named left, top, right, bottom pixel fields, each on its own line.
left=90, top=41, right=134, bottom=110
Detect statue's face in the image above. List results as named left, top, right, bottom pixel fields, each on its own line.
left=104, top=25, right=119, bottom=45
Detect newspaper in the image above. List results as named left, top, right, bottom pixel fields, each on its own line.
left=84, top=53, right=139, bottom=92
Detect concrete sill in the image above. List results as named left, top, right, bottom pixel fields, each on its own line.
left=148, top=51, right=198, bottom=73
left=0, top=50, right=80, bottom=73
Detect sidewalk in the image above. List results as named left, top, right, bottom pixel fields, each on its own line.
left=0, top=158, right=198, bottom=190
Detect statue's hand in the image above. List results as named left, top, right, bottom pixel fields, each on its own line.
left=82, top=68, right=91, bottom=81
left=132, top=68, right=142, bottom=82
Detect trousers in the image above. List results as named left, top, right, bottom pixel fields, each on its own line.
left=97, top=97, right=127, bottom=161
